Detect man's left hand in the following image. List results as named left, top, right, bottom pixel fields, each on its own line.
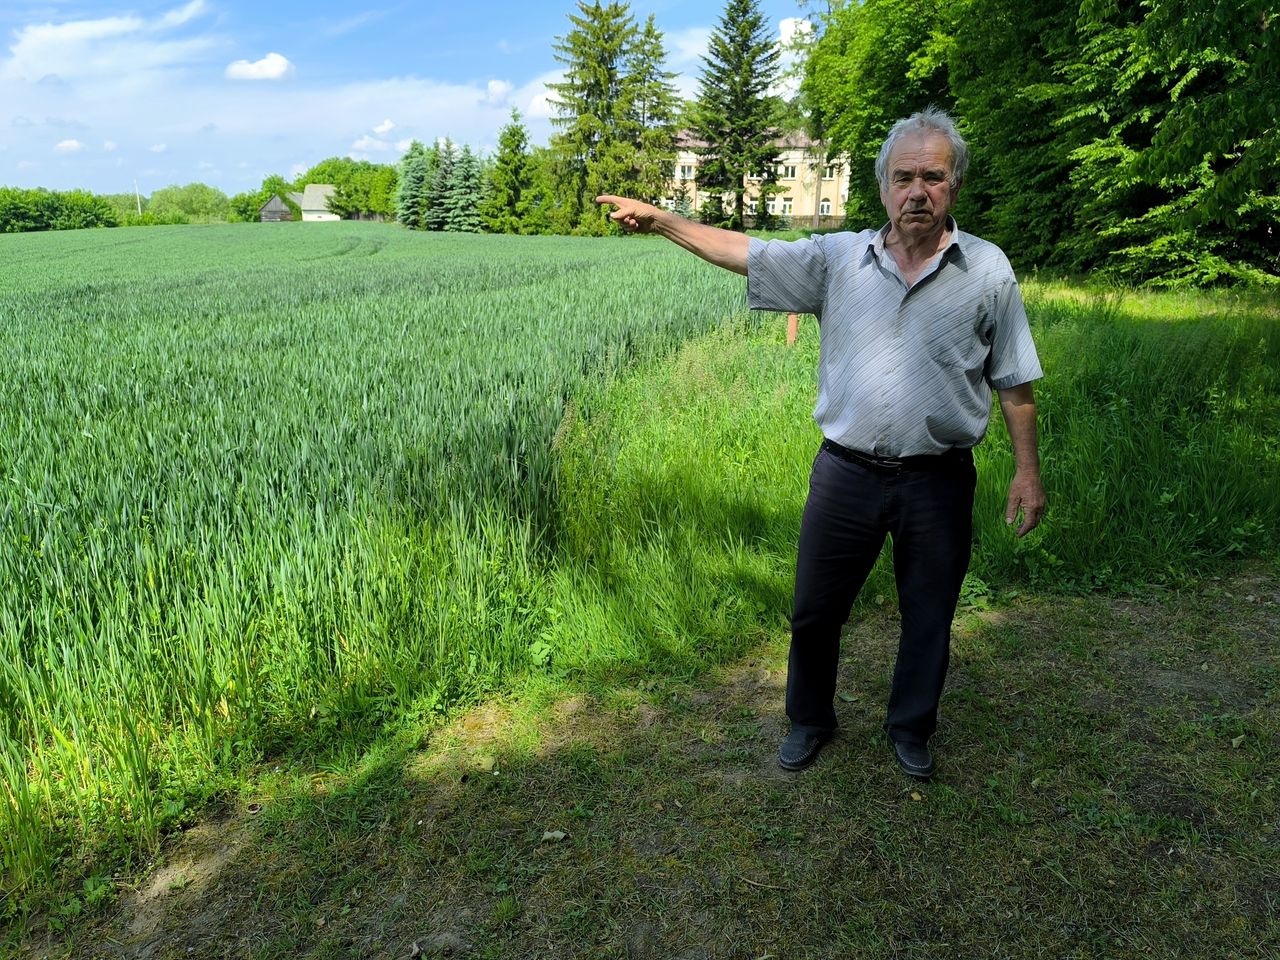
left=1005, top=471, right=1046, bottom=538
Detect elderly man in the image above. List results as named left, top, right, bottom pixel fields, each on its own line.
left=597, top=107, right=1045, bottom=779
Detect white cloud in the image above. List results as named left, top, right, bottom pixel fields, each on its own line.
left=103, top=139, right=117, bottom=151
left=350, top=135, right=392, bottom=152
left=485, top=79, right=513, bottom=105
left=150, top=143, right=167, bottom=152
left=289, top=162, right=307, bottom=178
left=395, top=138, right=413, bottom=152
left=54, top=138, right=84, bottom=152
left=225, top=52, right=295, bottom=81
left=1, top=4, right=217, bottom=84
left=157, top=1, right=208, bottom=30
left=373, top=118, right=394, bottom=135
left=522, top=70, right=563, bottom=120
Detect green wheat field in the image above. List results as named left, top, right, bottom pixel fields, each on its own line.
left=2, top=222, right=1277, bottom=920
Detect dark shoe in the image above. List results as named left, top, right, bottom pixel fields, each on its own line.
left=893, top=740, right=935, bottom=779
left=778, top=728, right=831, bottom=771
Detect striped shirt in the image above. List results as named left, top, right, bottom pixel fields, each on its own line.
left=747, top=220, right=1043, bottom=457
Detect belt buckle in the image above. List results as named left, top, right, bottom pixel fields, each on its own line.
left=878, top=455, right=905, bottom=472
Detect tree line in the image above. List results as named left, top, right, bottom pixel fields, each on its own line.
left=802, top=0, right=1277, bottom=285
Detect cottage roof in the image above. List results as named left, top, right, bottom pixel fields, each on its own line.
left=287, top=191, right=304, bottom=205
left=259, top=194, right=290, bottom=213
left=299, top=184, right=336, bottom=209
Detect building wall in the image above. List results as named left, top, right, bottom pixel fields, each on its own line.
left=301, top=210, right=341, bottom=222
left=664, top=136, right=852, bottom=227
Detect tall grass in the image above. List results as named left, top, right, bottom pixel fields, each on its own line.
left=0, top=224, right=742, bottom=904
left=2, top=224, right=1275, bottom=914
left=543, top=283, right=1279, bottom=683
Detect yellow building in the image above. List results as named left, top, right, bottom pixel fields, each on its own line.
left=663, top=131, right=849, bottom=229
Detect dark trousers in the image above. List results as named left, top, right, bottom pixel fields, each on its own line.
left=788, top=443, right=977, bottom=745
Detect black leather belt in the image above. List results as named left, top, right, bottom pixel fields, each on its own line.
left=821, top=438, right=971, bottom=472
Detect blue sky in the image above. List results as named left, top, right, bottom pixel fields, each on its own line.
left=1, top=0, right=810, bottom=195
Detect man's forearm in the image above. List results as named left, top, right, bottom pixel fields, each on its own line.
left=596, top=195, right=749, bottom=275
left=997, top=383, right=1040, bottom=475
left=650, top=210, right=749, bottom=275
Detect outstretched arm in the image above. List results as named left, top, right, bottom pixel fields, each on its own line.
left=997, top=381, right=1046, bottom=538
left=596, top=195, right=749, bottom=276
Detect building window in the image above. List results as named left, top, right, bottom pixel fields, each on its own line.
left=746, top=199, right=757, bottom=214
left=820, top=197, right=832, bottom=216
left=782, top=197, right=793, bottom=215
left=779, top=164, right=797, bottom=180
left=660, top=198, right=676, bottom=210
left=766, top=198, right=777, bottom=214
left=678, top=164, right=695, bottom=180
left=823, top=164, right=838, bottom=180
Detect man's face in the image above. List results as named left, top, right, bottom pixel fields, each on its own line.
left=879, top=132, right=959, bottom=240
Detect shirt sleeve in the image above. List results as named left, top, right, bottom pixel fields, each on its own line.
left=746, top=236, right=827, bottom=315
left=985, top=276, right=1043, bottom=390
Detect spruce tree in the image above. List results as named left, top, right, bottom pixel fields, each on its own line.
left=425, top=139, right=457, bottom=231
left=548, top=1, right=639, bottom=232
left=626, top=14, right=681, bottom=204
left=444, top=145, right=485, bottom=232
left=479, top=109, right=532, bottom=234
left=395, top=140, right=429, bottom=229
left=693, top=0, right=784, bottom=230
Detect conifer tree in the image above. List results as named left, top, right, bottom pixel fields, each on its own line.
left=548, top=1, right=639, bottom=232
left=626, top=14, right=681, bottom=204
left=693, top=0, right=784, bottom=230
left=396, top=140, right=430, bottom=229
left=425, top=139, right=457, bottom=231
left=480, top=110, right=533, bottom=234
left=444, top=145, right=485, bottom=232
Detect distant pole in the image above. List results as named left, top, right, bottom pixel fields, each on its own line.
left=133, top=179, right=142, bottom=216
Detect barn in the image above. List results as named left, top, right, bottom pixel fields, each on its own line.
left=258, top=194, right=293, bottom=222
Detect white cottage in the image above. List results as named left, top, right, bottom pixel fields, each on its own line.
left=294, top=184, right=340, bottom=222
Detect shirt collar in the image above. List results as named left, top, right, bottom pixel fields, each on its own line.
left=866, top=216, right=966, bottom=264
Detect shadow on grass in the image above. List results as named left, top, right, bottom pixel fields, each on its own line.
left=29, top=566, right=1278, bottom=960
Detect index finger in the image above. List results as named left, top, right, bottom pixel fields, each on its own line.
left=595, top=195, right=624, bottom=208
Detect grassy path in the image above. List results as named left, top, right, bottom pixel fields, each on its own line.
left=17, top=564, right=1278, bottom=959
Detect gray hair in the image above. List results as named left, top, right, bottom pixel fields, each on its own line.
left=874, top=106, right=969, bottom=190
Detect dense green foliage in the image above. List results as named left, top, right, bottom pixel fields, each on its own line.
left=804, top=0, right=1279, bottom=285
left=692, top=0, right=785, bottom=230
left=0, top=187, right=118, bottom=232
left=479, top=111, right=534, bottom=234
left=146, top=182, right=232, bottom=223
left=0, top=224, right=743, bottom=903
left=548, top=1, right=681, bottom=234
